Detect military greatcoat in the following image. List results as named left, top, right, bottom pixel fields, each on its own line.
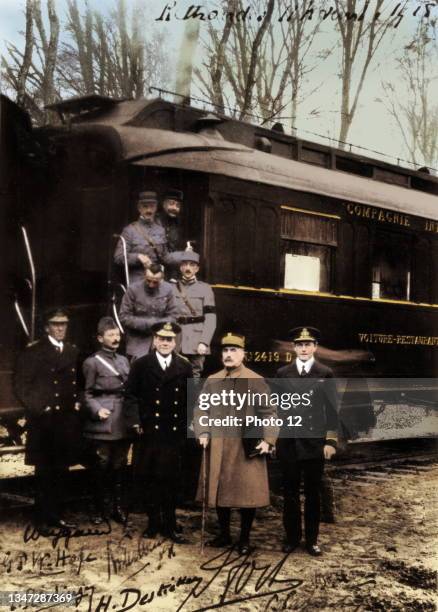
left=172, top=278, right=216, bottom=355
left=194, top=364, right=278, bottom=509
left=114, top=217, right=168, bottom=284
left=118, top=280, right=178, bottom=359
left=14, top=336, right=82, bottom=466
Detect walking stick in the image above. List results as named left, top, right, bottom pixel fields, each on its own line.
left=200, top=444, right=208, bottom=555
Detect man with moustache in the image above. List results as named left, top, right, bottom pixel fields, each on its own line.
left=157, top=189, right=185, bottom=253
left=82, top=317, right=130, bottom=525
left=276, top=327, right=339, bottom=556
left=124, top=322, right=193, bottom=543
left=14, top=309, right=82, bottom=528
left=119, top=263, right=178, bottom=360
left=172, top=246, right=216, bottom=378
left=114, top=191, right=168, bottom=284
left=194, top=333, right=278, bottom=554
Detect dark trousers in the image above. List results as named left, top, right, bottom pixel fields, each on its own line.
left=278, top=447, right=324, bottom=546
left=34, top=464, right=69, bottom=524
left=133, top=440, right=182, bottom=531
left=89, top=440, right=130, bottom=513
left=217, top=507, right=256, bottom=543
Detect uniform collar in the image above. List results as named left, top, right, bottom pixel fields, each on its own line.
left=99, top=348, right=116, bottom=359
left=223, top=363, right=245, bottom=378
left=48, top=335, right=63, bottom=351
left=155, top=351, right=172, bottom=370
left=139, top=215, right=154, bottom=225
left=180, top=276, right=197, bottom=285
left=296, top=356, right=315, bottom=374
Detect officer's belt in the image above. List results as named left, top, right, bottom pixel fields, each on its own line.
left=177, top=315, right=205, bottom=325
left=92, top=389, right=124, bottom=397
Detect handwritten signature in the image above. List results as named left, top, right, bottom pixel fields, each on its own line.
left=23, top=522, right=112, bottom=549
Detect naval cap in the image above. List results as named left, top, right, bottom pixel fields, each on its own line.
left=151, top=321, right=181, bottom=338
left=163, top=189, right=183, bottom=202
left=289, top=326, right=320, bottom=343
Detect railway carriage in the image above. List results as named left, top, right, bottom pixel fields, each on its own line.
left=1, top=93, right=437, bottom=443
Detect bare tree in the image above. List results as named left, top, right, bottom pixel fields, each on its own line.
left=195, top=0, right=329, bottom=127
left=2, top=0, right=170, bottom=124
left=334, top=0, right=407, bottom=146
left=379, top=20, right=438, bottom=168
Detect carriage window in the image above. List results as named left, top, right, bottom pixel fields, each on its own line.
left=281, top=208, right=337, bottom=292
left=372, top=231, right=411, bottom=300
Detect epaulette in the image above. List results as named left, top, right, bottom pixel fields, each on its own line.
left=176, top=353, right=191, bottom=363
left=26, top=340, right=40, bottom=348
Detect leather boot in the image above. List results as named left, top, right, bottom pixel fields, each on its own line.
left=111, top=471, right=127, bottom=524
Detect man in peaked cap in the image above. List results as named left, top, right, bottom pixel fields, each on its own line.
left=157, top=189, right=185, bottom=254
left=276, top=326, right=339, bottom=556
left=194, top=332, right=278, bottom=554
left=14, top=308, right=82, bottom=529
left=172, top=245, right=216, bottom=378
left=114, top=191, right=169, bottom=284
left=82, top=317, right=130, bottom=525
left=123, top=321, right=193, bottom=543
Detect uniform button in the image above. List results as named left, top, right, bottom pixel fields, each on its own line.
left=72, top=381, right=76, bottom=385
left=155, top=425, right=159, bottom=430
left=55, top=406, right=60, bottom=411
left=54, top=380, right=58, bottom=384
left=73, top=394, right=77, bottom=398
left=175, top=387, right=179, bottom=392
left=174, top=401, right=178, bottom=405
left=155, top=412, right=160, bottom=417
left=173, top=426, right=177, bottom=431
left=156, top=400, right=160, bottom=404
left=71, top=368, right=75, bottom=372
left=174, top=413, right=178, bottom=418
left=156, top=388, right=159, bottom=391
left=55, top=393, right=59, bottom=397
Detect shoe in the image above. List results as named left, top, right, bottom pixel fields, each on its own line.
left=112, top=506, right=127, bottom=525
left=143, top=524, right=160, bottom=538
left=174, top=522, right=183, bottom=534
left=306, top=544, right=322, bottom=556
left=207, top=535, right=232, bottom=548
left=282, top=541, right=300, bottom=554
left=163, top=530, right=189, bottom=544
left=238, top=541, right=255, bottom=555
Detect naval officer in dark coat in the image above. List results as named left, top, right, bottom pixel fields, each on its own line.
left=276, top=327, right=339, bottom=556
left=123, top=322, right=193, bottom=543
left=82, top=317, right=130, bottom=524
left=14, top=308, right=82, bottom=528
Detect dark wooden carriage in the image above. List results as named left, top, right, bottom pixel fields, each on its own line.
left=1, top=93, right=437, bottom=441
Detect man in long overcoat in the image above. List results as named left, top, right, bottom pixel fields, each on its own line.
left=195, top=332, right=278, bottom=554
left=123, top=322, right=193, bottom=543
left=276, top=326, right=339, bottom=556
left=14, top=309, right=82, bottom=528
left=82, top=317, right=130, bottom=524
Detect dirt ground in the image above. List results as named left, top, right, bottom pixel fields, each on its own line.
left=0, top=462, right=437, bottom=612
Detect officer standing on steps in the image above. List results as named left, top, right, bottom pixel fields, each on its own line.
left=157, top=189, right=185, bottom=253
left=82, top=317, right=130, bottom=525
left=172, top=246, right=216, bottom=378
left=276, top=326, right=339, bottom=557
left=14, top=308, right=82, bottom=529
left=119, top=263, right=178, bottom=360
left=114, top=191, right=168, bottom=284
left=124, top=322, right=193, bottom=543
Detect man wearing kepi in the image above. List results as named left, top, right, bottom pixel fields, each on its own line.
left=14, top=309, right=82, bottom=529
left=119, top=263, right=178, bottom=360
left=276, top=326, right=338, bottom=557
left=82, top=317, right=130, bottom=525
left=172, top=246, right=216, bottom=378
left=114, top=191, right=168, bottom=284
left=195, top=332, right=278, bottom=554
left=124, top=322, right=193, bottom=543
